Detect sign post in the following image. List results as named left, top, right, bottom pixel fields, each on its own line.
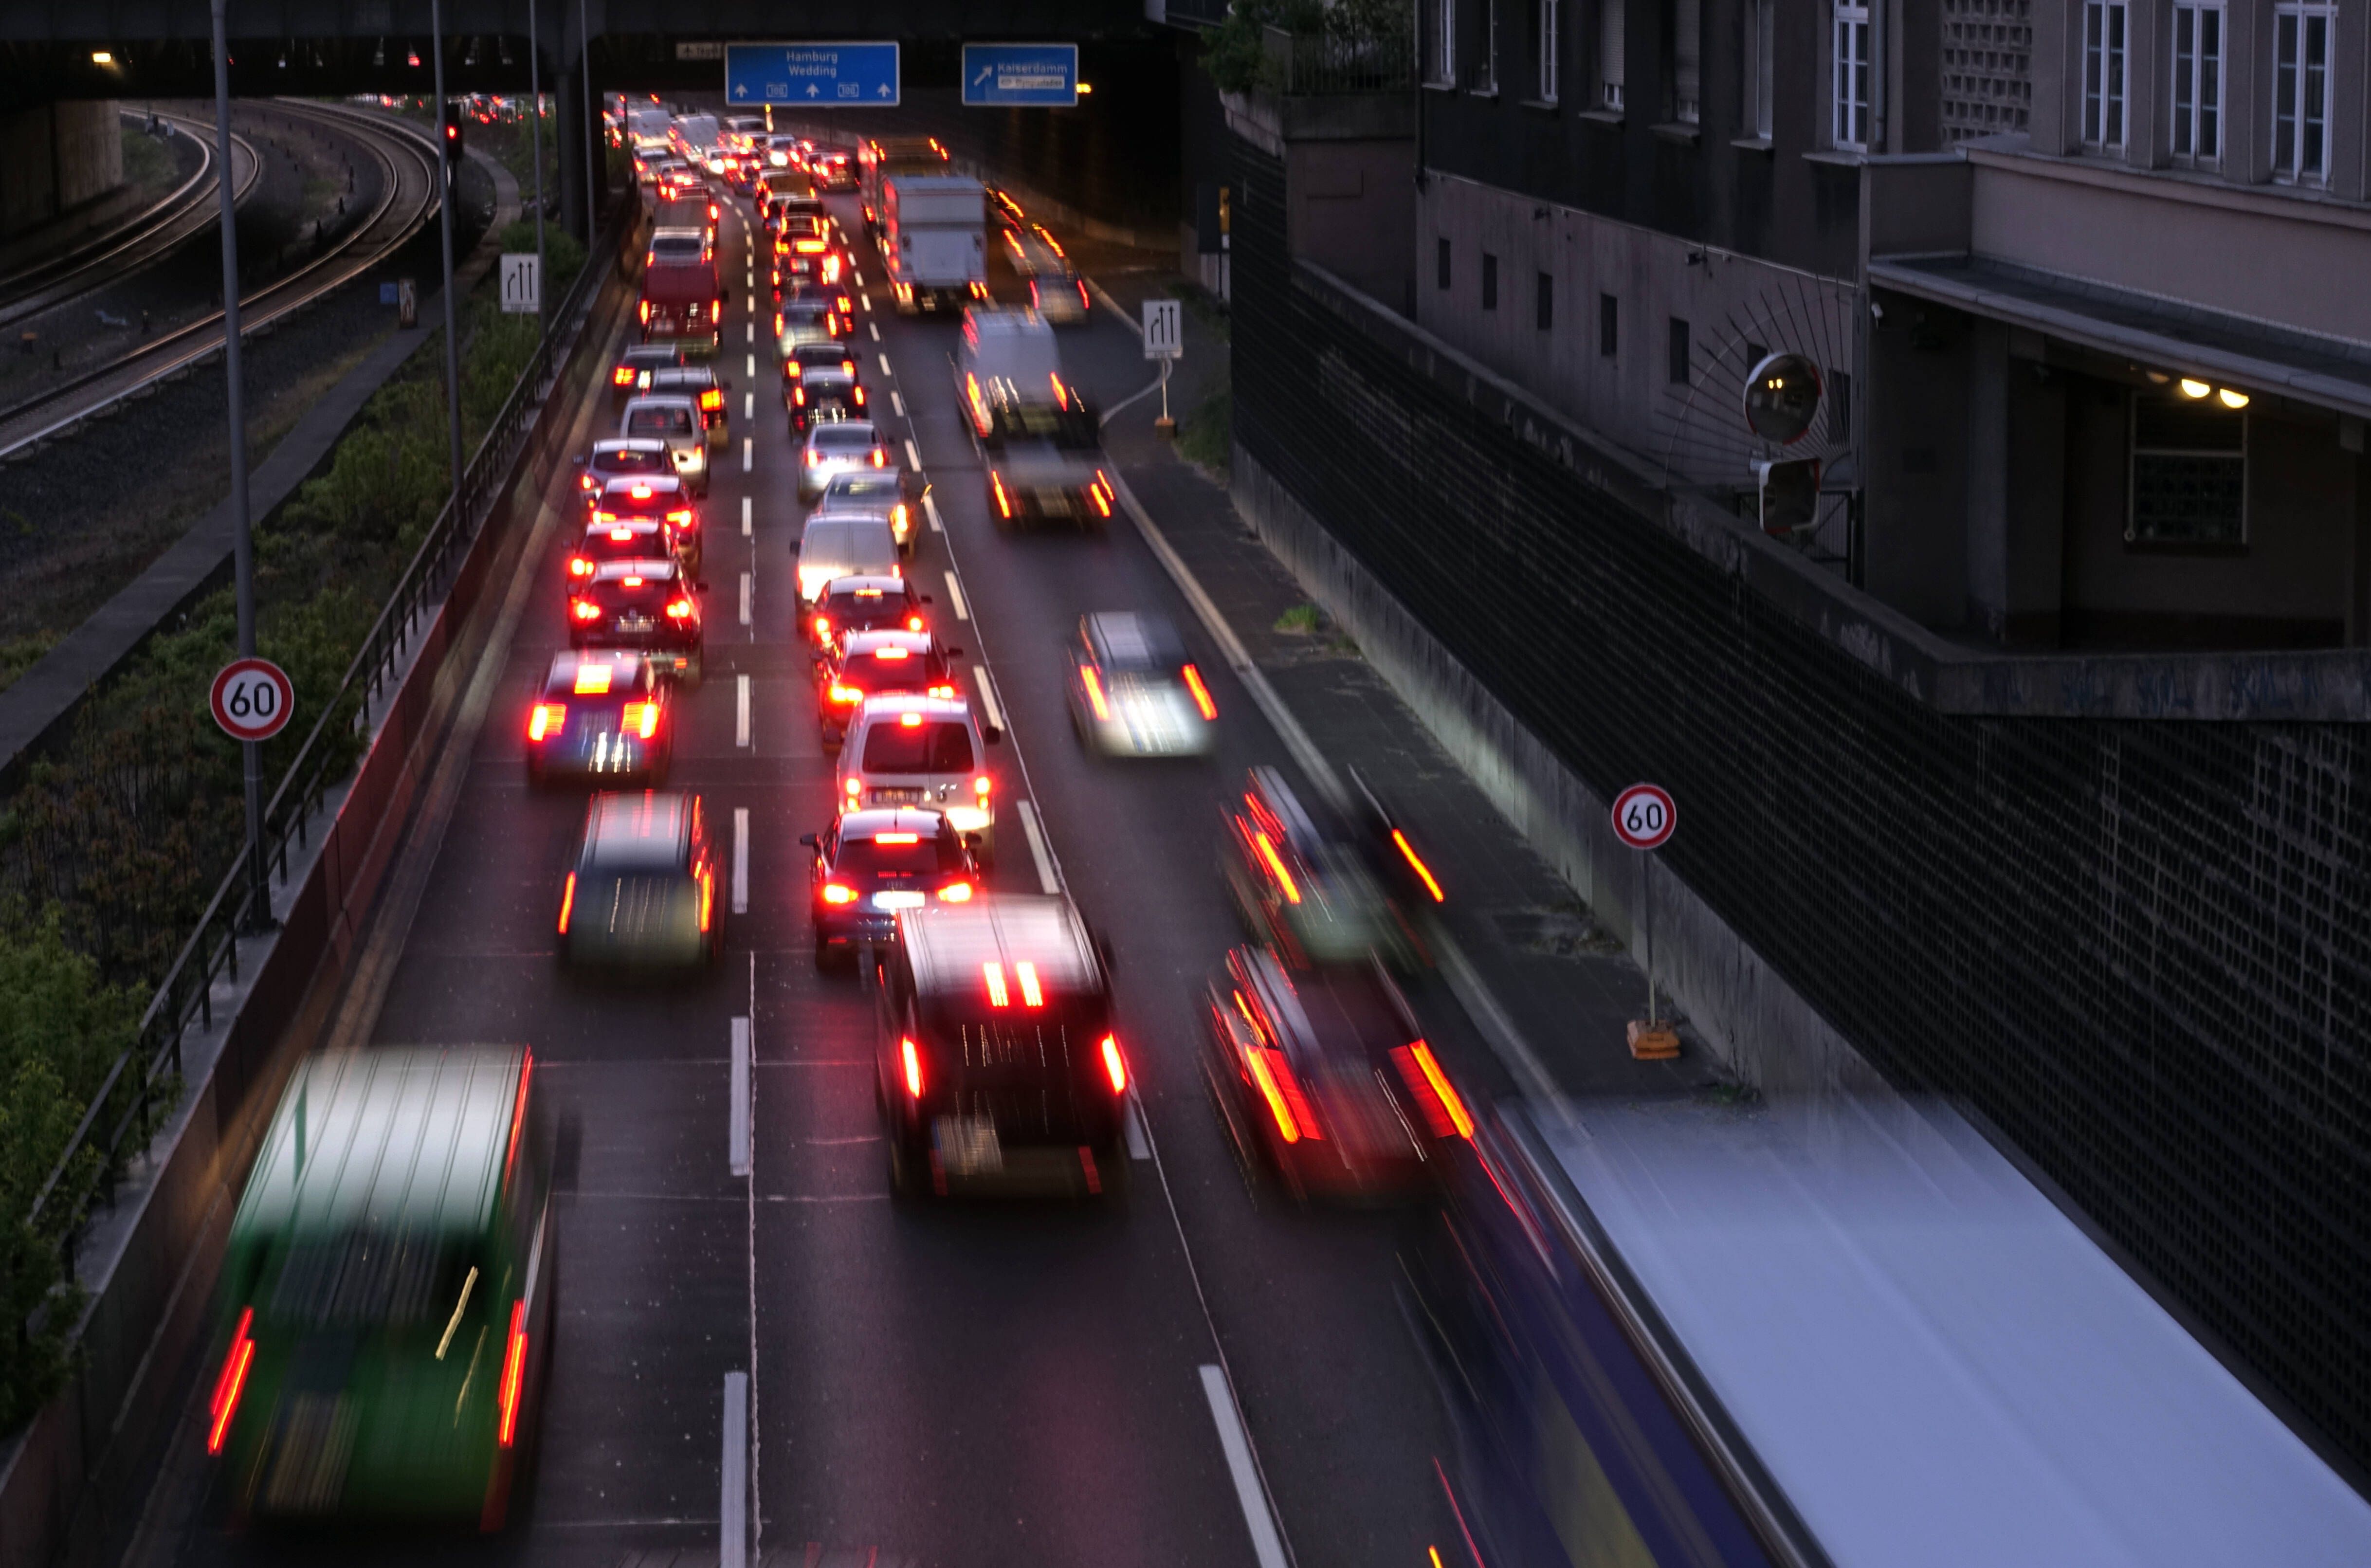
left=499, top=252, right=541, bottom=315
left=1142, top=297, right=1183, bottom=434
left=724, top=42, right=901, bottom=107
left=1609, top=783, right=1679, bottom=1060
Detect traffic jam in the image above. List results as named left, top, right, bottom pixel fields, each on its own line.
left=200, top=103, right=1493, bottom=1560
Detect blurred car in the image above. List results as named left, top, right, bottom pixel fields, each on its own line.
left=1027, top=269, right=1091, bottom=326
left=810, top=573, right=930, bottom=651
left=1201, top=945, right=1467, bottom=1202
left=608, top=343, right=689, bottom=407
left=619, top=394, right=710, bottom=496
left=772, top=220, right=845, bottom=292
left=575, top=437, right=674, bottom=506
left=814, top=468, right=918, bottom=555
left=802, top=806, right=978, bottom=967
left=798, top=419, right=891, bottom=501
left=1064, top=611, right=1217, bottom=759
left=557, top=790, right=722, bottom=969
left=985, top=185, right=1027, bottom=233
left=647, top=225, right=712, bottom=266
left=526, top=650, right=673, bottom=787
left=818, top=628, right=962, bottom=747
left=838, top=694, right=997, bottom=865
left=775, top=296, right=845, bottom=353
left=796, top=514, right=900, bottom=605
left=783, top=340, right=866, bottom=432
left=581, top=474, right=701, bottom=574
left=644, top=364, right=730, bottom=451
left=1222, top=766, right=1423, bottom=969
left=567, top=515, right=675, bottom=590
left=568, top=558, right=705, bottom=681
left=874, top=893, right=1127, bottom=1199
left=810, top=147, right=857, bottom=191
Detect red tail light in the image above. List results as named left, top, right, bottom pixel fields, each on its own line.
left=871, top=449, right=885, bottom=468
left=1391, top=829, right=1447, bottom=903
left=206, top=1308, right=256, bottom=1454
left=936, top=880, right=973, bottom=902
left=990, top=471, right=1011, bottom=518
left=666, top=509, right=695, bottom=527
left=829, top=683, right=863, bottom=704
left=699, top=868, right=714, bottom=932
left=783, top=359, right=803, bottom=378
left=793, top=387, right=806, bottom=406
left=1081, top=665, right=1110, bottom=721
left=1254, top=831, right=1301, bottom=903
left=900, top=1037, right=924, bottom=1098
left=1181, top=664, right=1218, bottom=720
left=496, top=1300, right=528, bottom=1447
left=666, top=597, right=695, bottom=620
left=529, top=703, right=565, bottom=740
left=907, top=615, right=924, bottom=631
left=822, top=882, right=857, bottom=904
left=612, top=366, right=636, bottom=385
left=569, top=599, right=601, bottom=622
left=1392, top=1039, right=1475, bottom=1140
left=1100, top=1035, right=1128, bottom=1094
left=814, top=615, right=831, bottom=639
left=639, top=300, right=650, bottom=324
left=1077, top=280, right=1091, bottom=309
left=622, top=701, right=661, bottom=739
left=557, top=871, right=576, bottom=933
left=699, top=389, right=723, bottom=410
left=852, top=386, right=866, bottom=405
left=1243, top=1046, right=1303, bottom=1145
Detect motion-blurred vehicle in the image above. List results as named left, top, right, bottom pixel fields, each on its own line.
left=783, top=340, right=866, bottom=432
left=647, top=225, right=712, bottom=266
left=798, top=419, right=891, bottom=501
left=958, top=309, right=1111, bottom=526
left=526, top=650, right=673, bottom=787
left=557, top=790, right=722, bottom=969
left=838, top=694, right=996, bottom=864
left=772, top=218, right=845, bottom=291
left=775, top=295, right=846, bottom=353
left=1007, top=230, right=1089, bottom=325
left=209, top=1046, right=552, bottom=1529
left=575, top=436, right=672, bottom=503
left=873, top=893, right=1128, bottom=1199
left=1201, top=945, right=1466, bottom=1202
left=1222, top=766, right=1424, bottom=969
left=795, top=515, right=900, bottom=605
left=802, top=807, right=978, bottom=967
left=568, top=558, right=705, bottom=681
left=810, top=146, right=857, bottom=191
left=1064, top=611, right=1217, bottom=758
left=881, top=174, right=987, bottom=314
left=584, top=474, right=700, bottom=574
left=567, top=516, right=675, bottom=593
left=607, top=343, right=688, bottom=407
left=818, top=628, right=962, bottom=747
left=643, top=363, right=730, bottom=451
left=809, top=574, right=930, bottom=651
left=620, top=394, right=710, bottom=495
left=638, top=252, right=720, bottom=356
left=814, top=467, right=917, bottom=554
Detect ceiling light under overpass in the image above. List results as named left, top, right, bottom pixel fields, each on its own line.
left=2217, top=387, right=2251, bottom=410
left=2178, top=378, right=2213, bottom=400
left=91, top=50, right=114, bottom=65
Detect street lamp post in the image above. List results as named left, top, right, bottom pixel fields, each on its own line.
left=431, top=0, right=465, bottom=518
left=529, top=0, right=549, bottom=342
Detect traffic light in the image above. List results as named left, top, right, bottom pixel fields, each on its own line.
left=440, top=99, right=464, bottom=167
left=1755, top=457, right=1822, bottom=537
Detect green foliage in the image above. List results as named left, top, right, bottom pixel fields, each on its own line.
left=497, top=218, right=586, bottom=298
left=1201, top=0, right=1405, bottom=92
left=1179, top=385, right=1234, bottom=474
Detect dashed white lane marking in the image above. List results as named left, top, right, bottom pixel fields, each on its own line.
left=720, top=1372, right=749, bottom=1568
left=877, top=352, right=892, bottom=377
left=923, top=492, right=944, bottom=532
left=1015, top=800, right=1060, bottom=895
left=1200, top=1365, right=1290, bottom=1568
left=742, top=437, right=752, bottom=473
left=968, top=663, right=1007, bottom=734
left=890, top=390, right=905, bottom=418
left=744, top=391, right=753, bottom=419
left=746, top=322, right=754, bottom=343
left=729, top=1018, right=752, bottom=1174
left=741, top=495, right=752, bottom=537
left=942, top=570, right=969, bottom=621
left=904, top=438, right=921, bottom=471
left=860, top=293, right=873, bottom=313
left=746, top=352, right=755, bottom=378
left=739, top=571, right=753, bottom=626
left=731, top=807, right=749, bottom=914
left=868, top=321, right=880, bottom=341
left=854, top=268, right=866, bottom=286
left=735, top=674, right=751, bottom=747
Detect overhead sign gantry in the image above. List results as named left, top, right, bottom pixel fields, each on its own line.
left=724, top=41, right=900, bottom=106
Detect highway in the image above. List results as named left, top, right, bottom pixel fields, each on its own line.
left=137, top=171, right=1480, bottom=1568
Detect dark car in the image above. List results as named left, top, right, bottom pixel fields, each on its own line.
left=775, top=297, right=844, bottom=353
left=609, top=343, right=688, bottom=406
left=772, top=219, right=846, bottom=292
left=801, top=806, right=977, bottom=967
left=557, top=790, right=721, bottom=970
left=809, top=573, right=929, bottom=651
left=586, top=473, right=701, bottom=574
left=567, top=517, right=676, bottom=590
left=873, top=893, right=1129, bottom=1199
left=568, top=558, right=705, bottom=681
left=526, top=650, right=674, bottom=787
left=817, top=628, right=961, bottom=746
left=810, top=148, right=857, bottom=191
left=1201, top=945, right=1465, bottom=1202
left=784, top=340, right=866, bottom=431
left=1222, top=766, right=1424, bottom=970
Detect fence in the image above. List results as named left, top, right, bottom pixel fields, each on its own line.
left=1264, top=22, right=1418, bottom=95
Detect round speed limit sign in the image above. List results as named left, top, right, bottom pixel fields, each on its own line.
left=1610, top=783, right=1676, bottom=851
left=209, top=657, right=295, bottom=743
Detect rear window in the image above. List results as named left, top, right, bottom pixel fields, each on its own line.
left=826, top=475, right=902, bottom=505
left=793, top=343, right=852, bottom=367
left=839, top=650, right=937, bottom=692
left=266, top=1229, right=472, bottom=1330
left=627, top=407, right=695, bottom=437
left=836, top=834, right=962, bottom=875
left=596, top=447, right=669, bottom=474
left=651, top=236, right=702, bottom=258
left=813, top=425, right=876, bottom=452
left=861, top=720, right=974, bottom=774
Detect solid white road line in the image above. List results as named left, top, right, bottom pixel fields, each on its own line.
left=720, top=1372, right=749, bottom=1568
left=742, top=437, right=753, bottom=473
left=1015, top=800, right=1060, bottom=895
left=1199, top=1365, right=1290, bottom=1568
left=904, top=438, right=921, bottom=471
left=731, top=807, right=749, bottom=914
left=739, top=572, right=753, bottom=626
left=923, top=492, right=945, bottom=533
left=729, top=1018, right=752, bottom=1175
left=968, top=663, right=1007, bottom=734
left=741, top=495, right=752, bottom=536
left=877, top=352, right=893, bottom=377
left=942, top=570, right=969, bottom=621
left=735, top=674, right=751, bottom=747
left=890, top=390, right=905, bottom=418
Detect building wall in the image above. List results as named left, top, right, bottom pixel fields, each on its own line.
left=0, top=103, right=58, bottom=236
left=1288, top=137, right=1414, bottom=313
left=53, top=99, right=121, bottom=210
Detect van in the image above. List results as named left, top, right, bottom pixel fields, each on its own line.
left=619, top=394, right=710, bottom=495
left=796, top=514, right=900, bottom=604
left=837, top=694, right=997, bottom=865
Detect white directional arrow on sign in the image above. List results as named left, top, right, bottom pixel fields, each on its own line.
left=733, top=84, right=748, bottom=98
left=876, top=83, right=892, bottom=96
left=806, top=83, right=820, bottom=96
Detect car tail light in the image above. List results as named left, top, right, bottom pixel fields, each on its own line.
left=822, top=882, right=857, bottom=904
left=844, top=776, right=862, bottom=798
left=937, top=880, right=972, bottom=902
left=666, top=597, right=695, bottom=620
left=557, top=871, right=576, bottom=933
left=926, top=684, right=955, bottom=699
left=873, top=646, right=909, bottom=661
left=1253, top=831, right=1302, bottom=904
left=1099, top=1035, right=1128, bottom=1094
left=829, top=684, right=862, bottom=704
left=496, top=1300, right=528, bottom=1447
left=1015, top=963, right=1044, bottom=1008
left=568, top=555, right=595, bottom=578
left=899, top=712, right=923, bottom=728
left=1392, top=1039, right=1476, bottom=1140
left=699, top=868, right=714, bottom=932
left=623, top=702, right=661, bottom=739
left=901, top=1037, right=924, bottom=1099
left=639, top=300, right=650, bottom=324
left=1181, top=664, right=1218, bottom=720
left=1077, top=279, right=1091, bottom=310
left=983, top=963, right=1010, bottom=1007
left=1080, top=665, right=1111, bottom=721
left=569, top=599, right=602, bottom=622
left=852, top=386, right=866, bottom=405
left=1090, top=482, right=1112, bottom=518
left=793, top=387, right=806, bottom=406
left=667, top=509, right=695, bottom=527
left=1243, top=1046, right=1302, bottom=1146
left=700, top=389, right=723, bottom=410
left=622, top=575, right=644, bottom=588
left=806, top=450, right=822, bottom=465
left=529, top=703, right=565, bottom=740
left=907, top=615, right=924, bottom=632
left=581, top=473, right=598, bottom=491
left=630, top=481, right=652, bottom=499
left=613, top=366, right=636, bottom=385
left=872, top=450, right=885, bottom=468
left=990, top=471, right=1011, bottom=518
left=795, top=238, right=827, bottom=254
left=206, top=1308, right=256, bottom=1454
left=973, top=775, right=991, bottom=796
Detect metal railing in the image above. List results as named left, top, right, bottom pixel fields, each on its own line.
left=1266, top=20, right=1418, bottom=95
left=23, top=196, right=637, bottom=1272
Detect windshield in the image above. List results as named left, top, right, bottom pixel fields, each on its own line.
left=595, top=447, right=670, bottom=474
left=861, top=720, right=974, bottom=774
left=627, top=407, right=695, bottom=437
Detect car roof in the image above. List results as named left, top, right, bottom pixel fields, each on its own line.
left=824, top=470, right=900, bottom=490
left=648, top=365, right=716, bottom=385
left=624, top=393, right=700, bottom=411
left=541, top=649, right=657, bottom=695
left=838, top=806, right=949, bottom=839
left=902, top=895, right=1101, bottom=1001
left=1087, top=611, right=1185, bottom=669
left=618, top=346, right=682, bottom=365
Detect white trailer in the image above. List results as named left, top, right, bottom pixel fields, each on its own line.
left=881, top=175, right=986, bottom=315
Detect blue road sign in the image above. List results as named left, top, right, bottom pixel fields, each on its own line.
left=961, top=43, right=1079, bottom=108
left=724, top=41, right=899, bottom=108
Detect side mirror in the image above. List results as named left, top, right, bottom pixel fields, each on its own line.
left=945, top=646, right=964, bottom=659
left=720, top=378, right=733, bottom=391
left=986, top=727, right=1005, bottom=746
left=898, top=471, right=925, bottom=500
left=571, top=453, right=586, bottom=466
left=798, top=833, right=819, bottom=848
left=961, top=832, right=983, bottom=852
left=696, top=581, right=712, bottom=593
left=918, top=593, right=933, bottom=604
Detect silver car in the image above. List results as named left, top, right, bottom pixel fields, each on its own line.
left=798, top=419, right=890, bottom=502
left=1064, top=611, right=1217, bottom=759
left=837, top=695, right=999, bottom=867
left=620, top=394, right=710, bottom=496
left=815, top=468, right=921, bottom=556
left=796, top=515, right=900, bottom=605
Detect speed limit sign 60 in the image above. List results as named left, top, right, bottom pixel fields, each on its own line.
left=210, top=657, right=295, bottom=743
left=1611, top=783, right=1676, bottom=850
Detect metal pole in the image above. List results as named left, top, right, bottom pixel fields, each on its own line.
left=211, top=0, right=271, bottom=934
left=529, top=0, right=548, bottom=342
left=580, top=0, right=597, bottom=245
left=1639, top=847, right=1654, bottom=1021
left=431, top=0, right=464, bottom=516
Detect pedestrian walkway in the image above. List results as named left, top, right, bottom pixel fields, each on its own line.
left=0, top=151, right=521, bottom=775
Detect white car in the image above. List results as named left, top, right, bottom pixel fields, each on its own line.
left=837, top=695, right=999, bottom=867
left=798, top=419, right=891, bottom=501
left=620, top=394, right=710, bottom=496
left=796, top=515, right=900, bottom=604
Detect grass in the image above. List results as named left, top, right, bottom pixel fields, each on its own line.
left=1178, top=385, right=1232, bottom=474
left=119, top=123, right=181, bottom=194
left=1273, top=603, right=1323, bottom=634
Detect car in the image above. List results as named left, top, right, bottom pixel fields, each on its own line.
left=647, top=225, right=712, bottom=266
left=838, top=694, right=997, bottom=864
left=568, top=515, right=675, bottom=590
left=1221, top=766, right=1425, bottom=969
left=795, top=514, right=901, bottom=605
left=1200, top=945, right=1467, bottom=1202
left=557, top=790, right=723, bottom=969
left=809, top=573, right=930, bottom=651
left=810, top=147, right=857, bottom=191
left=620, top=394, right=710, bottom=496
left=784, top=344, right=867, bottom=432
left=1026, top=269, right=1091, bottom=327
left=801, top=807, right=979, bottom=968
left=798, top=419, right=891, bottom=501
left=526, top=650, right=674, bottom=787
left=568, top=557, right=705, bottom=681
left=817, top=628, right=962, bottom=747
left=608, top=344, right=688, bottom=407
left=872, top=893, right=1128, bottom=1199
left=775, top=297, right=844, bottom=354
left=575, top=437, right=675, bottom=504
left=582, top=474, right=700, bottom=573
left=1064, top=611, right=1218, bottom=758
left=644, top=364, right=730, bottom=451
left=814, top=468, right=919, bottom=554
left=772, top=219, right=845, bottom=292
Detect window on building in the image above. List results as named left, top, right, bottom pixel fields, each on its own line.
left=1674, top=0, right=1703, bottom=124
left=1428, top=0, right=1459, bottom=86
left=1941, top=0, right=2034, bottom=142
left=1479, top=0, right=1500, bottom=90
left=1668, top=316, right=1691, bottom=383
left=1834, top=1, right=1871, bottom=148
left=1482, top=252, right=1499, bottom=309
left=1437, top=237, right=1452, bottom=289
left=2082, top=1, right=2128, bottom=147
left=2272, top=3, right=2331, bottom=182
left=1744, top=0, right=1775, bottom=139
left=1538, top=0, right=1563, bottom=102
left=1537, top=272, right=1554, bottom=329
left=1600, top=292, right=1619, bottom=356
left=2171, top=4, right=2222, bottom=162
left=2129, top=396, right=2245, bottom=545
left=1600, top=0, right=1626, bottom=109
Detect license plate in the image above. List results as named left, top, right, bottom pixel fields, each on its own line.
left=873, top=890, right=924, bottom=910
left=1036, top=490, right=1076, bottom=513
left=869, top=788, right=923, bottom=803
left=933, top=1115, right=1003, bottom=1176
left=617, top=614, right=654, bottom=632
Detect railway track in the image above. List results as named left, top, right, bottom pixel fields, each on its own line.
left=0, top=99, right=444, bottom=463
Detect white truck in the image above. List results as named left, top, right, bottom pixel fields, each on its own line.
left=881, top=175, right=986, bottom=315
left=670, top=111, right=721, bottom=170
left=627, top=105, right=671, bottom=151
left=955, top=309, right=1110, bottom=527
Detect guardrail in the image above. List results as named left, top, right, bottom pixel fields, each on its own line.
left=23, top=197, right=635, bottom=1276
